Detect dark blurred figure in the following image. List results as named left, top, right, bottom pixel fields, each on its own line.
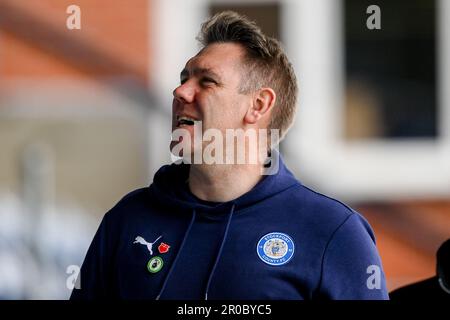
left=390, top=239, right=450, bottom=300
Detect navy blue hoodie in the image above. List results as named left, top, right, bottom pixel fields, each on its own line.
left=70, top=154, right=389, bottom=300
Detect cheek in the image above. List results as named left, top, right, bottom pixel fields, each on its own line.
left=230, top=97, right=249, bottom=125
left=202, top=92, right=247, bottom=129
left=201, top=95, right=223, bottom=126
left=225, top=105, right=246, bottom=129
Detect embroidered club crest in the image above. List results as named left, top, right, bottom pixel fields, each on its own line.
left=257, top=232, right=295, bottom=266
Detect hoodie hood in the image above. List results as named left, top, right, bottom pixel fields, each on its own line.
left=149, top=151, right=301, bottom=213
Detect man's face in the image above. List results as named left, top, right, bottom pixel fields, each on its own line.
left=170, top=43, right=253, bottom=155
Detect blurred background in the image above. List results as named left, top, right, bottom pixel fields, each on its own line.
left=0, top=0, right=449, bottom=299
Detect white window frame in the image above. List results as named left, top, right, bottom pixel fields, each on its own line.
left=284, top=0, right=450, bottom=201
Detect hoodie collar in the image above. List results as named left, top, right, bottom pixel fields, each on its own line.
left=150, top=151, right=300, bottom=300
left=149, top=150, right=300, bottom=213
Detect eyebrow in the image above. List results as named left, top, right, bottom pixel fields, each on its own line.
left=180, top=67, right=222, bottom=81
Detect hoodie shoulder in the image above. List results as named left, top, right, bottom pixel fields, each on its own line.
left=118, top=187, right=149, bottom=204
left=283, top=185, right=387, bottom=299
left=293, top=184, right=356, bottom=220
left=103, top=187, right=151, bottom=222
left=284, top=184, right=376, bottom=242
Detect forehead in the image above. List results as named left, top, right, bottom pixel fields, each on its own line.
left=184, top=42, right=246, bottom=77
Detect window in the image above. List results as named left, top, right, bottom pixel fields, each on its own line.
left=344, top=0, right=437, bottom=140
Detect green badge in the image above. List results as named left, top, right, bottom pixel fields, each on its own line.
left=147, top=256, right=164, bottom=273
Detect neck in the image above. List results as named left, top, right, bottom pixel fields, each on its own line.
left=188, top=163, right=263, bottom=203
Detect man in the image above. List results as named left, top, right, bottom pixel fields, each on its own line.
left=71, top=11, right=388, bottom=300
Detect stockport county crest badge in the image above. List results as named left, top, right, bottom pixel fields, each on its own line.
left=257, top=232, right=295, bottom=266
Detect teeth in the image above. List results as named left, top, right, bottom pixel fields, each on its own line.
left=177, top=116, right=196, bottom=122
left=176, top=115, right=197, bottom=126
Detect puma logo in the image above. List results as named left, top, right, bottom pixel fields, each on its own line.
left=133, top=235, right=162, bottom=255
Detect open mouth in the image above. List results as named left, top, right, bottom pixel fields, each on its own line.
left=176, top=115, right=198, bottom=127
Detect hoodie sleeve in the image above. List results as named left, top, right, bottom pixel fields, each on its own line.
left=70, top=212, right=115, bottom=300
left=316, top=213, right=389, bottom=300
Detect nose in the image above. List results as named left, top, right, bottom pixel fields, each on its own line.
left=173, top=81, right=196, bottom=104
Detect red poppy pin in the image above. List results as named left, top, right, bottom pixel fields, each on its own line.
left=158, top=242, right=170, bottom=254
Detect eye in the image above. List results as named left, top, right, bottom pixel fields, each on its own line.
left=180, top=77, right=188, bottom=85
left=201, top=77, right=217, bottom=85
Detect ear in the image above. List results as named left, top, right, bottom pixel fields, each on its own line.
left=244, top=88, right=276, bottom=124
